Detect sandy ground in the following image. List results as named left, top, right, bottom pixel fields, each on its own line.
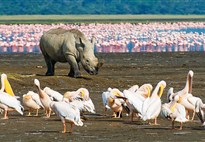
left=0, top=52, right=205, bottom=141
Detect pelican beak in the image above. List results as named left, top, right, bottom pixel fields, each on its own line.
left=3, top=75, right=15, bottom=96
left=145, top=86, right=151, bottom=98
left=80, top=90, right=85, bottom=98
left=188, top=74, right=192, bottom=94
left=158, top=84, right=165, bottom=97
left=170, top=103, right=177, bottom=113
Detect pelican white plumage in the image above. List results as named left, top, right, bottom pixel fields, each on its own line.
left=23, top=91, right=44, bottom=116
left=82, top=98, right=95, bottom=113
left=34, top=79, right=52, bottom=118
left=0, top=91, right=24, bottom=119
left=23, top=94, right=40, bottom=116
left=68, top=98, right=95, bottom=114
left=0, top=73, right=23, bottom=119
left=141, top=80, right=166, bottom=125
left=1, top=73, right=20, bottom=100
left=64, top=88, right=90, bottom=101
left=64, top=88, right=95, bottom=114
left=50, top=99, right=83, bottom=133
left=127, top=85, right=139, bottom=93
left=26, top=91, right=44, bottom=109
left=161, top=95, right=188, bottom=130
left=122, top=83, right=153, bottom=121
left=135, top=84, right=153, bottom=99
left=43, top=87, right=63, bottom=101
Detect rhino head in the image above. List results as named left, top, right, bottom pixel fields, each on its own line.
left=77, top=37, right=103, bottom=75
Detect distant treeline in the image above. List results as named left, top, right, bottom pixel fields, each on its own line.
left=0, top=0, right=204, bottom=15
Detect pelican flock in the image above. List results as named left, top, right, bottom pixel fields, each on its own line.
left=0, top=70, right=205, bottom=134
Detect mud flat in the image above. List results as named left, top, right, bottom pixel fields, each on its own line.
left=0, top=52, right=205, bottom=141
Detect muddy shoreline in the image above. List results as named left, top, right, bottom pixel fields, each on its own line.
left=0, top=52, right=205, bottom=141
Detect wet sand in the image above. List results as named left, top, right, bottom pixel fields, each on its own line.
left=0, top=52, right=205, bottom=141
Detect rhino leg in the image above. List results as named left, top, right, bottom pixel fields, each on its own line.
left=66, top=55, right=82, bottom=78
left=43, top=54, right=56, bottom=76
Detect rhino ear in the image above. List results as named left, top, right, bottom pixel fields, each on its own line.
left=90, top=37, right=96, bottom=51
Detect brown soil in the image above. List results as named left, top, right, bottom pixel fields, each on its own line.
left=0, top=52, right=205, bottom=141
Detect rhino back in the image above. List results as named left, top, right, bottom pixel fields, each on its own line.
left=40, top=28, right=78, bottom=62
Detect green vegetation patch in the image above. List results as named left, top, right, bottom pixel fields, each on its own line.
left=0, top=15, right=205, bottom=24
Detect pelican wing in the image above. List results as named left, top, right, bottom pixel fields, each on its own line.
left=70, top=100, right=85, bottom=111
left=180, top=98, right=195, bottom=110
left=23, top=95, right=40, bottom=109
left=27, top=91, right=44, bottom=108
left=123, top=90, right=144, bottom=114
left=142, top=98, right=161, bottom=121
left=43, top=87, right=63, bottom=101
left=0, top=91, right=23, bottom=115
left=51, top=101, right=83, bottom=126
left=83, top=98, right=95, bottom=113
left=174, top=103, right=188, bottom=122
left=187, top=95, right=201, bottom=106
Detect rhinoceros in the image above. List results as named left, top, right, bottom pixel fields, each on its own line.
left=39, top=28, right=103, bottom=77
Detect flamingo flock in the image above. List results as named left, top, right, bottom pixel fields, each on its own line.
left=0, top=70, right=205, bottom=133
left=0, top=22, right=205, bottom=53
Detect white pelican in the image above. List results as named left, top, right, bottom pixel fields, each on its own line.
left=161, top=95, right=188, bottom=130
left=141, top=80, right=166, bottom=125
left=0, top=91, right=24, bottom=119
left=43, top=87, right=63, bottom=101
left=169, top=70, right=198, bottom=120
left=34, top=79, right=52, bottom=118
left=64, top=88, right=90, bottom=101
left=102, top=88, right=128, bottom=117
left=122, top=84, right=153, bottom=121
left=50, top=99, right=83, bottom=133
left=23, top=91, right=44, bottom=116
left=106, top=95, right=124, bottom=118
left=64, top=88, right=95, bottom=114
